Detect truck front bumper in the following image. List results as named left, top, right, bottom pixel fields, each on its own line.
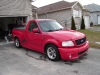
left=58, top=41, right=89, bottom=60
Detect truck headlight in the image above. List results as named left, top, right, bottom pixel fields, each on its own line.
left=62, top=41, right=74, bottom=47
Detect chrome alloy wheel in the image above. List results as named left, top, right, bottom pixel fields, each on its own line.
left=15, top=39, right=20, bottom=47
left=47, top=47, right=56, bottom=60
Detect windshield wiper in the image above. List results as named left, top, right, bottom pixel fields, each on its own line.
left=47, top=28, right=63, bottom=32
left=47, top=30, right=54, bottom=32
left=55, top=28, right=63, bottom=31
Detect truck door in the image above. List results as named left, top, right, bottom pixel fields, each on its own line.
left=25, top=21, right=43, bottom=52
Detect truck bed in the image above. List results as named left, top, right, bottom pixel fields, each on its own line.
left=12, top=26, right=26, bottom=41
left=13, top=26, right=26, bottom=30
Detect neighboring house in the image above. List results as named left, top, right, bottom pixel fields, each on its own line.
left=0, top=0, right=33, bottom=38
left=84, top=3, right=100, bottom=25
left=35, top=1, right=90, bottom=29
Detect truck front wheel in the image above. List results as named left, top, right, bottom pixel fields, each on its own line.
left=15, top=38, right=21, bottom=48
left=46, top=45, right=60, bottom=61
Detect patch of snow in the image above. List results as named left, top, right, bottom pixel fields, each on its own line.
left=0, top=41, right=14, bottom=46
left=95, top=42, right=100, bottom=44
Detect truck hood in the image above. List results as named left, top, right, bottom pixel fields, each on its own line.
left=46, top=30, right=85, bottom=41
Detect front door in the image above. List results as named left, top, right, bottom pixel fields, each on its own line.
left=25, top=21, right=43, bottom=52
left=84, top=16, right=90, bottom=28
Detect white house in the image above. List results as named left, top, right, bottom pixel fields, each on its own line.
left=0, top=0, right=33, bottom=39
left=36, top=1, right=90, bottom=29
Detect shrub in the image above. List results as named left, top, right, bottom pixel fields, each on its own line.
left=90, top=22, right=93, bottom=27
left=71, top=16, right=76, bottom=30
left=81, top=16, right=85, bottom=29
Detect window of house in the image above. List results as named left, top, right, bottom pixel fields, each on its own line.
left=28, top=22, right=38, bottom=32
left=73, top=9, right=81, bottom=17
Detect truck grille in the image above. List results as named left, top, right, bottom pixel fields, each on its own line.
left=75, top=37, right=86, bottom=45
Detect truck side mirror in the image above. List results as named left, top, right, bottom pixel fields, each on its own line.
left=32, top=28, right=40, bottom=33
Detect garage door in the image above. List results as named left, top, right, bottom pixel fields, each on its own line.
left=84, top=16, right=90, bottom=28
left=98, top=16, right=100, bottom=25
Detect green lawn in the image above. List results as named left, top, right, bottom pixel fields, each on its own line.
left=78, top=29, right=100, bottom=49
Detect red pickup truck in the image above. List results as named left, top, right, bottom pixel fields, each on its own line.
left=12, top=19, right=89, bottom=61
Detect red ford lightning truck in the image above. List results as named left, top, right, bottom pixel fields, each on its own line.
left=12, top=19, right=89, bottom=61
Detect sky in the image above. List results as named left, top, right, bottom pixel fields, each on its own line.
left=32, top=0, right=100, bottom=7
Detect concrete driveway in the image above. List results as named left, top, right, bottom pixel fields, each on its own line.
left=88, top=27, right=100, bottom=31
left=0, top=43, right=100, bottom=75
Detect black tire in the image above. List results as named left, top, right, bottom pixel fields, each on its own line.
left=15, top=38, right=21, bottom=48
left=46, top=44, right=60, bottom=61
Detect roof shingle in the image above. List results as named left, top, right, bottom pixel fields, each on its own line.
left=37, top=1, right=77, bottom=14
left=84, top=3, right=100, bottom=12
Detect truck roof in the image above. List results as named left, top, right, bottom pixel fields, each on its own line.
left=29, top=19, right=54, bottom=22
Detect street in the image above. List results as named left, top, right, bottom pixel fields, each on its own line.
left=0, top=43, right=100, bottom=75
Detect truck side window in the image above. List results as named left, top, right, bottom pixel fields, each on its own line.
left=28, top=22, right=38, bottom=32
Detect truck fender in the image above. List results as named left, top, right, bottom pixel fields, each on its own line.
left=44, top=39, right=59, bottom=52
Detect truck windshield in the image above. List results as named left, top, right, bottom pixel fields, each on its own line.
left=38, top=20, right=64, bottom=32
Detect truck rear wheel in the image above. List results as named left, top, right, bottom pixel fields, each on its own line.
left=15, top=38, right=21, bottom=48
left=46, top=44, right=60, bottom=61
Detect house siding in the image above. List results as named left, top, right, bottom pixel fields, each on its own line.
left=73, top=3, right=82, bottom=10
left=38, top=2, right=90, bottom=29
left=90, top=12, right=100, bottom=25
left=0, top=0, right=32, bottom=21
left=38, top=9, right=72, bottom=29
left=84, top=4, right=100, bottom=25
left=72, top=3, right=83, bottom=29
left=82, top=11, right=90, bottom=16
